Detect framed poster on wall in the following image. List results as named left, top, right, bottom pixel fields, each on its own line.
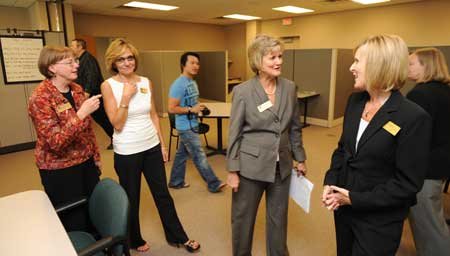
left=0, top=36, right=45, bottom=84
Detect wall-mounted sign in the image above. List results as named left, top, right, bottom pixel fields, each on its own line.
left=0, top=36, right=45, bottom=84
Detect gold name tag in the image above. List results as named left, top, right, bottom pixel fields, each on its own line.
left=140, top=87, right=148, bottom=94
left=383, top=121, right=401, bottom=136
left=56, top=102, right=72, bottom=113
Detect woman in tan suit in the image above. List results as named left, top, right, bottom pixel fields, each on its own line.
left=226, top=34, right=307, bottom=256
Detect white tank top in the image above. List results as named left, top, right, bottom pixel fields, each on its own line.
left=107, top=76, right=159, bottom=155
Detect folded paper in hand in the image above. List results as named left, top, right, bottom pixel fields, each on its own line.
left=289, top=169, right=314, bottom=213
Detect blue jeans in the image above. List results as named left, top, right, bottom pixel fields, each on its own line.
left=169, top=129, right=222, bottom=192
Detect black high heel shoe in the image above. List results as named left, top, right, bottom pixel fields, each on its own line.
left=169, top=240, right=201, bottom=253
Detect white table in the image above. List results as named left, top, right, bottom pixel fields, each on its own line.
left=0, top=190, right=77, bottom=256
left=201, top=102, right=231, bottom=156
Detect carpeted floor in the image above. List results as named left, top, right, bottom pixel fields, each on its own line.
left=0, top=116, right=448, bottom=255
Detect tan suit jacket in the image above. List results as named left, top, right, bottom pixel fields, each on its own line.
left=226, top=76, right=306, bottom=182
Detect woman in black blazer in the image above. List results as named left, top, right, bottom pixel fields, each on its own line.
left=322, top=35, right=432, bottom=256
left=407, top=47, right=450, bottom=256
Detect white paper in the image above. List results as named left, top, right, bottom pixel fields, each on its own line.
left=289, top=169, right=314, bottom=213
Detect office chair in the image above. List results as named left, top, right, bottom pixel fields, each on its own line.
left=444, top=178, right=449, bottom=193
left=56, top=178, right=130, bottom=256
left=168, top=113, right=209, bottom=161
left=168, top=113, right=180, bottom=161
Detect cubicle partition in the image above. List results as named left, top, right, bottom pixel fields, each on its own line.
left=282, top=45, right=450, bottom=127
left=282, top=48, right=354, bottom=127
left=0, top=32, right=65, bottom=154
left=139, top=50, right=228, bottom=115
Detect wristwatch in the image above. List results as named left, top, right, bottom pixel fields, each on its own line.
left=187, top=106, right=192, bottom=114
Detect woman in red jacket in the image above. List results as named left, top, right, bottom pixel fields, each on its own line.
left=28, top=46, right=102, bottom=231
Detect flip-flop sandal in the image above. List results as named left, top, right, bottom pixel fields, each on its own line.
left=136, top=243, right=150, bottom=252
left=183, top=240, right=200, bottom=253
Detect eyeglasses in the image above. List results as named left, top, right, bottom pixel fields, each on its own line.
left=56, top=58, right=79, bottom=65
left=116, top=55, right=135, bottom=64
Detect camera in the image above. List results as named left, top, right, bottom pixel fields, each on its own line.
left=201, top=107, right=211, bottom=116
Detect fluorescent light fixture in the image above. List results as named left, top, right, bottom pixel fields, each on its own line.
left=124, top=1, right=179, bottom=11
left=352, top=0, right=390, bottom=4
left=272, top=6, right=314, bottom=14
left=223, top=14, right=261, bottom=20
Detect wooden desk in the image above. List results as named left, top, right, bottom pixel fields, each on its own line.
left=297, top=91, right=320, bottom=127
left=0, top=190, right=77, bottom=256
left=201, top=102, right=231, bottom=157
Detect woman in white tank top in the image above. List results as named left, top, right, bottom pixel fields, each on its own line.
left=101, top=38, right=200, bottom=253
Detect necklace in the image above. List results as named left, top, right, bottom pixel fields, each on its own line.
left=264, top=86, right=276, bottom=95
left=363, top=93, right=391, bottom=119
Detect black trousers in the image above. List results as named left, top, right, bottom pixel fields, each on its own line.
left=91, top=100, right=113, bottom=139
left=114, top=144, right=188, bottom=248
left=334, top=206, right=405, bottom=256
left=39, top=158, right=100, bottom=232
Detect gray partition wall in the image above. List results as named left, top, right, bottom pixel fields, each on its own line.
left=282, top=48, right=354, bottom=127
left=334, top=49, right=354, bottom=119
left=0, top=32, right=65, bottom=153
left=281, top=49, right=294, bottom=81
left=196, top=51, right=227, bottom=102
left=294, top=49, right=332, bottom=121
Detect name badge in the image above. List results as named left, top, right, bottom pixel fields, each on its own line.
left=257, top=100, right=273, bottom=112
left=140, top=87, right=148, bottom=94
left=383, top=121, right=401, bottom=136
left=56, top=102, right=72, bottom=113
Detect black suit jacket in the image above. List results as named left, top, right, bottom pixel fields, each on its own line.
left=407, top=81, right=450, bottom=179
left=324, top=90, right=432, bottom=212
left=75, top=51, right=104, bottom=95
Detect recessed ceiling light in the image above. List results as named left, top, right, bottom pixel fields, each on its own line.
left=123, top=1, right=179, bottom=11
left=352, top=0, right=390, bottom=4
left=272, top=6, right=314, bottom=14
left=223, top=14, right=261, bottom=21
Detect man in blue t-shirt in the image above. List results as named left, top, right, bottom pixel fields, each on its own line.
left=167, top=52, right=225, bottom=193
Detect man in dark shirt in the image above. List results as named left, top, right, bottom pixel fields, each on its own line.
left=71, top=38, right=113, bottom=149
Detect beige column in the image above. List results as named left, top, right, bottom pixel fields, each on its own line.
left=63, top=4, right=75, bottom=42
left=245, top=21, right=261, bottom=80
left=27, top=1, right=75, bottom=44
left=27, top=0, right=48, bottom=30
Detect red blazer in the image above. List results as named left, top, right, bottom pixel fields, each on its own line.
left=28, top=79, right=100, bottom=170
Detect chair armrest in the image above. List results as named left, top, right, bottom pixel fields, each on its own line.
left=55, top=197, right=88, bottom=214
left=78, top=236, right=130, bottom=256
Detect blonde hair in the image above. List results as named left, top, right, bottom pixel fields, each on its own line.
left=354, top=35, right=409, bottom=92
left=248, top=34, right=284, bottom=74
left=38, top=46, right=75, bottom=78
left=411, top=47, right=450, bottom=84
left=104, top=38, right=139, bottom=74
